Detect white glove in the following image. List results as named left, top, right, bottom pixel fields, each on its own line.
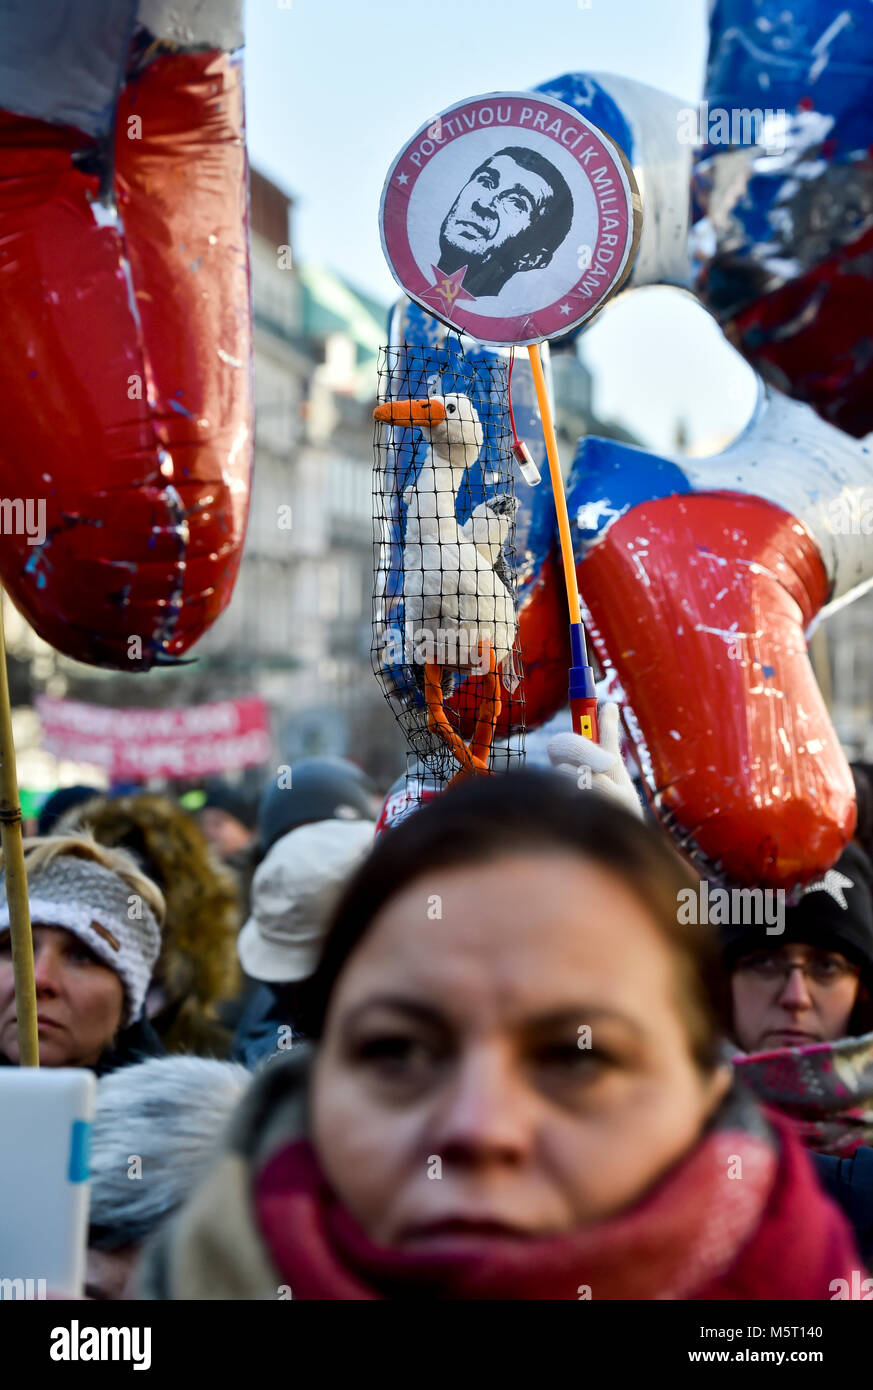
left=547, top=701, right=643, bottom=819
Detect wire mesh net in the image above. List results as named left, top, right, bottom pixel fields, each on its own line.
left=373, top=342, right=526, bottom=793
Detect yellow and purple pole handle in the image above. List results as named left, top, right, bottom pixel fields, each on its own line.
left=569, top=622, right=599, bottom=742
left=526, top=344, right=599, bottom=744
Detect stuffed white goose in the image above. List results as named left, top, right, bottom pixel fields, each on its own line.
left=373, top=392, right=518, bottom=693
left=373, top=391, right=518, bottom=778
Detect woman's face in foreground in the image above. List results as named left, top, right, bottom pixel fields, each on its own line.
left=312, top=851, right=730, bottom=1250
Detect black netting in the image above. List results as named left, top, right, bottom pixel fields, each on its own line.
left=373, top=343, right=525, bottom=793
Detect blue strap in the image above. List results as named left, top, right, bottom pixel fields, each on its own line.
left=68, top=1118, right=92, bottom=1183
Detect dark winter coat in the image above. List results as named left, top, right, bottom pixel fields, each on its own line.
left=0, top=1012, right=166, bottom=1076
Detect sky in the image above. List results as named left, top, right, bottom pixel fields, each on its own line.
left=242, top=0, right=759, bottom=455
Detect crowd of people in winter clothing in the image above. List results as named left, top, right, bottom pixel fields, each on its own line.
left=2, top=717, right=873, bottom=1300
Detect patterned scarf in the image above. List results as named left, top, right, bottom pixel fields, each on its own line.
left=733, top=1031, right=873, bottom=1157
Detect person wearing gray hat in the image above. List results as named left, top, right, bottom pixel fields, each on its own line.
left=232, top=817, right=374, bottom=1067
left=0, top=832, right=166, bottom=1073
left=86, top=1055, right=251, bottom=1299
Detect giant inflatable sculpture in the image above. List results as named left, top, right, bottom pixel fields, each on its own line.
left=694, top=0, right=873, bottom=438
left=380, top=0, right=873, bottom=889
left=0, top=0, right=252, bottom=669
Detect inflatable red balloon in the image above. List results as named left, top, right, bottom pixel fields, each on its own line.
left=0, top=0, right=252, bottom=668
left=569, top=387, right=869, bottom=889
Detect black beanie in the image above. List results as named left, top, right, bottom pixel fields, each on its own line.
left=256, top=758, right=376, bottom=860
left=37, top=784, right=100, bottom=837
left=720, top=842, right=873, bottom=993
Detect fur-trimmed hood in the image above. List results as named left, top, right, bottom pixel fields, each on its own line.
left=61, top=793, right=241, bottom=1055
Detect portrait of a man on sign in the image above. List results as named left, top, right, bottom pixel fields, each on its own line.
left=438, top=146, right=574, bottom=298
left=380, top=91, right=638, bottom=345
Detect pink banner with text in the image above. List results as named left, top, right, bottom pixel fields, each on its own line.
left=36, top=695, right=272, bottom=780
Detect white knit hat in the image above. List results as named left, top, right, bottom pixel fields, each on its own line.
left=238, top=819, right=375, bottom=983
left=0, top=854, right=162, bottom=1027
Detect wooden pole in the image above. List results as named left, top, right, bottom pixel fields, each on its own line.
left=0, top=594, right=38, bottom=1066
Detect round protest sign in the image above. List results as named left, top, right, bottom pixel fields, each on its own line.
left=380, top=90, right=641, bottom=346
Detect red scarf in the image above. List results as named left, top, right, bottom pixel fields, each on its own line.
left=253, top=1104, right=860, bottom=1300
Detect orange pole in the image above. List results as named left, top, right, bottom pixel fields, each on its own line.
left=526, top=344, right=598, bottom=741
left=527, top=344, right=581, bottom=624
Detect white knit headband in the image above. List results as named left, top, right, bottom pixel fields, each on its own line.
left=0, top=857, right=161, bottom=1028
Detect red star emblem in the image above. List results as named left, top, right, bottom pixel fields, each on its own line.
left=419, top=264, right=477, bottom=316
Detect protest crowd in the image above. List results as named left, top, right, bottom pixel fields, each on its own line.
left=2, top=0, right=873, bottom=1315
left=2, top=750, right=873, bottom=1300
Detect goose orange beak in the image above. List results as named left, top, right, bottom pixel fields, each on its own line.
left=373, top=397, right=447, bottom=426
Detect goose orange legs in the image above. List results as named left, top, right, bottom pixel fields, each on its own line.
left=423, top=642, right=502, bottom=785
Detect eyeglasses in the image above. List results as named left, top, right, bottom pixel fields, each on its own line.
left=736, top=953, right=860, bottom=988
